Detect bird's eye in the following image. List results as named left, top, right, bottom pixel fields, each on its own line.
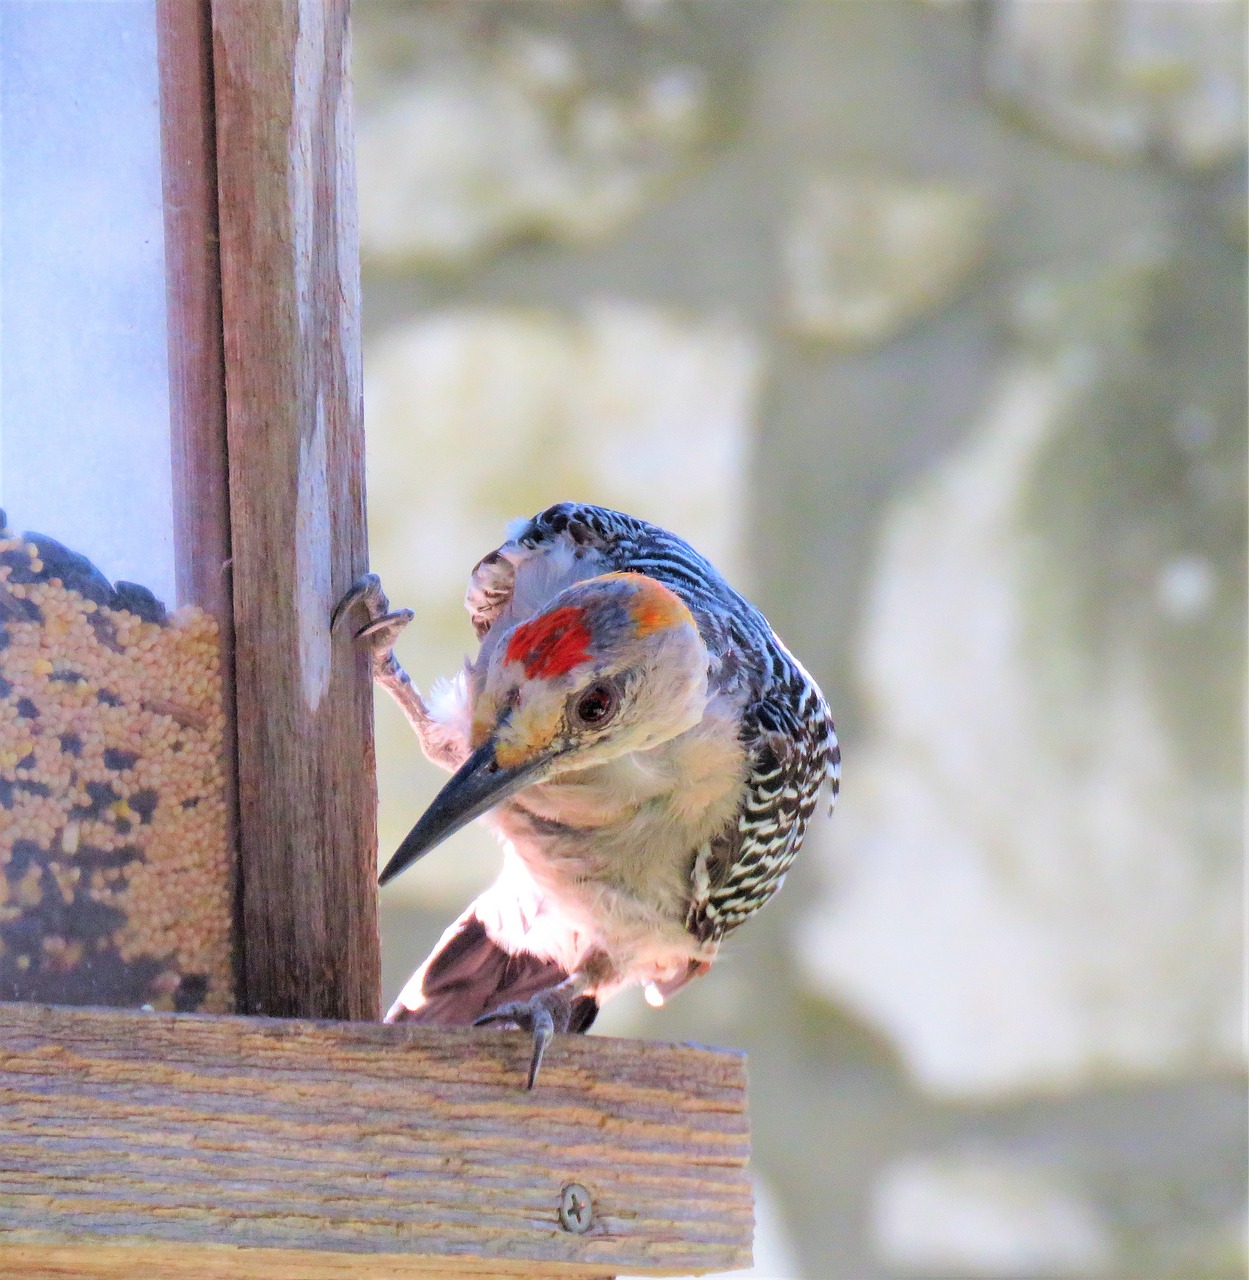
left=573, top=681, right=619, bottom=728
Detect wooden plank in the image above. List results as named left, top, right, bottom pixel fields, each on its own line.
left=0, top=1244, right=615, bottom=1280
left=0, top=1004, right=752, bottom=1278
left=209, top=0, right=379, bottom=1019
left=155, top=0, right=242, bottom=1008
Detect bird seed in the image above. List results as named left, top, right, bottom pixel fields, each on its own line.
left=0, top=518, right=234, bottom=1012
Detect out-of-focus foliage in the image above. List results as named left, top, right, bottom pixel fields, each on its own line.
left=356, top=2, right=1247, bottom=1276
left=988, top=0, right=1247, bottom=169
left=355, top=6, right=708, bottom=266
left=782, top=175, right=990, bottom=346
left=800, top=248, right=1245, bottom=1098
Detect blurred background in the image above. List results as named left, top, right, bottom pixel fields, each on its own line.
left=353, top=3, right=1247, bottom=1277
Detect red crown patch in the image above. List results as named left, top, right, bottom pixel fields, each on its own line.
left=505, top=605, right=593, bottom=680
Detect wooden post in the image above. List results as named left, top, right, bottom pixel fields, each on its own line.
left=209, top=0, right=379, bottom=1020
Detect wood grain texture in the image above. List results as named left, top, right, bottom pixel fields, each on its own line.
left=0, top=1244, right=615, bottom=1280
left=0, top=1004, right=752, bottom=1278
left=155, top=0, right=242, bottom=1010
left=209, top=0, right=379, bottom=1018
left=157, top=0, right=233, bottom=623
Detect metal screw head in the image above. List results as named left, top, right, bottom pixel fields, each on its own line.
left=558, top=1182, right=593, bottom=1233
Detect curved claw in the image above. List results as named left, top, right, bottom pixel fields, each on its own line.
left=476, top=995, right=564, bottom=1090
left=526, top=1013, right=554, bottom=1090
left=332, top=573, right=414, bottom=648
left=331, top=573, right=381, bottom=632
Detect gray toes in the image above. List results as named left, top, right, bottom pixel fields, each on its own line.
left=331, top=573, right=384, bottom=632
left=331, top=574, right=413, bottom=650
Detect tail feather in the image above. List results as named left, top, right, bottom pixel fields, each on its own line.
left=384, top=910, right=598, bottom=1031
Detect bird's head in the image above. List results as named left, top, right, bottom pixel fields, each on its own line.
left=379, top=573, right=709, bottom=885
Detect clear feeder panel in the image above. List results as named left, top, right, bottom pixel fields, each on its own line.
left=0, top=4, right=235, bottom=1012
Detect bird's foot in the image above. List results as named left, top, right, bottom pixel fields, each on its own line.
left=332, top=572, right=414, bottom=654
left=475, top=984, right=582, bottom=1089
left=332, top=576, right=451, bottom=757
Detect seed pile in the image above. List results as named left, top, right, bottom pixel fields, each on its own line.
left=0, top=519, right=234, bottom=1011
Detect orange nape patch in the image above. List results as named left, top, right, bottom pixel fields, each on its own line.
left=621, top=576, right=695, bottom=637
left=505, top=605, right=594, bottom=680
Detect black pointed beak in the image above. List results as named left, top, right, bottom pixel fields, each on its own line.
left=379, top=740, right=551, bottom=887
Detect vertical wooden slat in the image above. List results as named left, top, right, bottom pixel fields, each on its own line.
left=156, top=0, right=232, bottom=622
left=155, top=0, right=242, bottom=1010
left=209, top=0, right=379, bottom=1020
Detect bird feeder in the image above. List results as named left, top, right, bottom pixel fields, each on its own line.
left=0, top=4, right=751, bottom=1278
left=0, top=2, right=237, bottom=1015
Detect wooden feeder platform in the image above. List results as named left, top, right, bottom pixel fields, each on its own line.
left=0, top=1005, right=751, bottom=1279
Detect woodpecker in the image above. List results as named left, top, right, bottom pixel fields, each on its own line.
left=335, top=502, right=839, bottom=1086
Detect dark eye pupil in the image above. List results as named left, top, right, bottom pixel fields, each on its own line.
left=577, top=684, right=614, bottom=725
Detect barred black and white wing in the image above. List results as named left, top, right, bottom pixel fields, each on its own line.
left=686, top=647, right=839, bottom=944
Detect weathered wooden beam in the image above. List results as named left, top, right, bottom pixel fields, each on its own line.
left=0, top=1004, right=753, bottom=1279
left=209, top=0, right=379, bottom=1019
left=155, top=0, right=244, bottom=1010
left=157, top=0, right=233, bottom=624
